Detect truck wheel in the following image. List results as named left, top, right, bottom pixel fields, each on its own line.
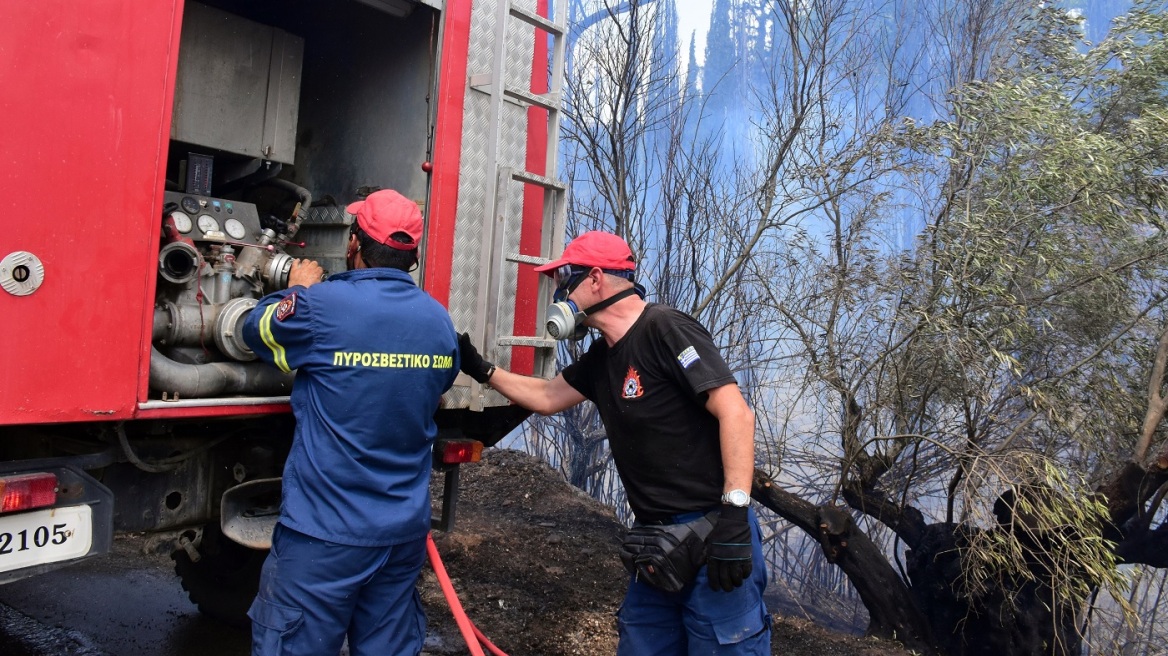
left=172, top=522, right=267, bottom=628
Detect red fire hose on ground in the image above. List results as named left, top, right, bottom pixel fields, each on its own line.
left=426, top=533, right=509, bottom=656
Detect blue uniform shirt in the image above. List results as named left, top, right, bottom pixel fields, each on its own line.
left=242, top=268, right=459, bottom=547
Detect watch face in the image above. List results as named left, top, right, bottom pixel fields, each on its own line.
left=724, top=489, right=750, bottom=506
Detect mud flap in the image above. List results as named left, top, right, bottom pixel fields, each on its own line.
left=221, top=477, right=281, bottom=549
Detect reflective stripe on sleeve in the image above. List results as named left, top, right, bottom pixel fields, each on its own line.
left=259, top=303, right=292, bottom=373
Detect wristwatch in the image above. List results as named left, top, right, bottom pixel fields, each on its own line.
left=721, top=489, right=750, bottom=507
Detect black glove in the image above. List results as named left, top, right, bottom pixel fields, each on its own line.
left=458, top=332, right=496, bottom=384
left=706, top=505, right=752, bottom=592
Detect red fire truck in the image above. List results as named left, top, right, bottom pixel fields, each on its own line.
left=0, top=0, right=565, bottom=623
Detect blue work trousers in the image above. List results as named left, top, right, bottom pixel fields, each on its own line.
left=616, top=508, right=771, bottom=656
left=249, top=523, right=427, bottom=656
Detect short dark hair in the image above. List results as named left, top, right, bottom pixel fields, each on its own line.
left=355, top=227, right=417, bottom=271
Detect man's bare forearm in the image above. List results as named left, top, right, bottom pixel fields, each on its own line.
left=487, top=368, right=585, bottom=416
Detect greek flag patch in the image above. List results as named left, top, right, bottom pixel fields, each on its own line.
left=676, top=346, right=700, bottom=369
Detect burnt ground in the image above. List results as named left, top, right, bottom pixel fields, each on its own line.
left=422, top=449, right=914, bottom=656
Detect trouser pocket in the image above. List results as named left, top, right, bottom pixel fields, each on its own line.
left=249, top=598, right=303, bottom=656
left=708, top=605, right=770, bottom=647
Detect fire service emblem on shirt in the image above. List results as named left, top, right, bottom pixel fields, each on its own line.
left=622, top=366, right=644, bottom=399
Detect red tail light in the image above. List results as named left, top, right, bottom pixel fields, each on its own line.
left=0, top=472, right=59, bottom=513
left=439, top=440, right=483, bottom=464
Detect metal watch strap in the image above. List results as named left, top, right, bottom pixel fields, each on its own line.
left=721, top=489, right=750, bottom=507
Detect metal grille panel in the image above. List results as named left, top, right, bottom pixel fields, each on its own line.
left=445, top=0, right=540, bottom=410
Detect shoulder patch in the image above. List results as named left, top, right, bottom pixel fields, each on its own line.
left=677, top=346, right=700, bottom=369
left=276, top=293, right=297, bottom=321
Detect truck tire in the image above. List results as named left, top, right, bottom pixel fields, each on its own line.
left=172, top=522, right=267, bottom=628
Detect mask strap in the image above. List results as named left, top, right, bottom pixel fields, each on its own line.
left=580, top=287, right=639, bottom=318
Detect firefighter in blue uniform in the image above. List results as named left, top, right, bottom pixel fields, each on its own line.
left=242, top=189, right=459, bottom=656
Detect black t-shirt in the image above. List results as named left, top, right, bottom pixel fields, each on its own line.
left=561, top=303, right=737, bottom=522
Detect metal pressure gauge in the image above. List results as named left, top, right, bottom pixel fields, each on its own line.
left=224, top=218, right=247, bottom=240
left=180, top=195, right=201, bottom=214
left=170, top=211, right=193, bottom=233
left=197, top=214, right=220, bottom=234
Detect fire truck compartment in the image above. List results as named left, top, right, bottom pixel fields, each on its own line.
left=148, top=0, right=441, bottom=404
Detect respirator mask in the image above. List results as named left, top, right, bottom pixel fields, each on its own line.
left=546, top=299, right=589, bottom=341
left=545, top=265, right=645, bottom=341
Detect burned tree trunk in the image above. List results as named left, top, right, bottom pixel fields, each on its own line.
left=754, top=470, right=1099, bottom=655
left=902, top=521, right=1083, bottom=656
left=751, top=470, right=939, bottom=655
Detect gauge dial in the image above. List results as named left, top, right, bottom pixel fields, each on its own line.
left=197, top=214, right=219, bottom=234
left=170, top=211, right=193, bottom=233
left=224, top=218, right=247, bottom=240
left=180, top=196, right=200, bottom=214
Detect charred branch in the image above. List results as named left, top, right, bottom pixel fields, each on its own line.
left=1097, top=461, right=1155, bottom=536
left=840, top=483, right=928, bottom=548
left=1096, top=461, right=1168, bottom=566
left=815, top=505, right=854, bottom=564
left=752, top=469, right=938, bottom=654
left=1113, top=520, right=1168, bottom=567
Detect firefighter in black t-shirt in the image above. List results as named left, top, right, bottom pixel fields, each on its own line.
left=458, top=231, right=771, bottom=655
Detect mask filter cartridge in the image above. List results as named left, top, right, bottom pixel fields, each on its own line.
left=546, top=301, right=588, bottom=341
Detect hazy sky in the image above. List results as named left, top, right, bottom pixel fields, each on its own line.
left=676, top=0, right=713, bottom=67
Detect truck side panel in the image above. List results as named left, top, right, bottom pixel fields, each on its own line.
left=424, top=0, right=472, bottom=308
left=443, top=0, right=559, bottom=407
left=513, top=0, right=552, bottom=376
left=0, top=1, right=180, bottom=424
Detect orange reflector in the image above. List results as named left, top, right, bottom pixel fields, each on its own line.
left=0, top=472, right=59, bottom=513
left=439, top=440, right=483, bottom=464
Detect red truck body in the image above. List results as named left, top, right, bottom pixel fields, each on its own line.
left=1, top=0, right=549, bottom=424
left=0, top=0, right=563, bottom=615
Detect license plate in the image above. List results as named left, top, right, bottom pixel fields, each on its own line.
left=0, top=505, right=93, bottom=574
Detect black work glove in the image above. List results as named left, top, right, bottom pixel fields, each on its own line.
left=458, top=332, right=496, bottom=384
left=706, top=505, right=752, bottom=592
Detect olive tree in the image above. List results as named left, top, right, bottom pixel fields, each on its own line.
left=521, top=0, right=1168, bottom=653
left=749, top=2, right=1168, bottom=653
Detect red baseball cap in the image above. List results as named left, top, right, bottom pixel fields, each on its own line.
left=345, top=190, right=423, bottom=251
left=533, top=231, right=636, bottom=276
